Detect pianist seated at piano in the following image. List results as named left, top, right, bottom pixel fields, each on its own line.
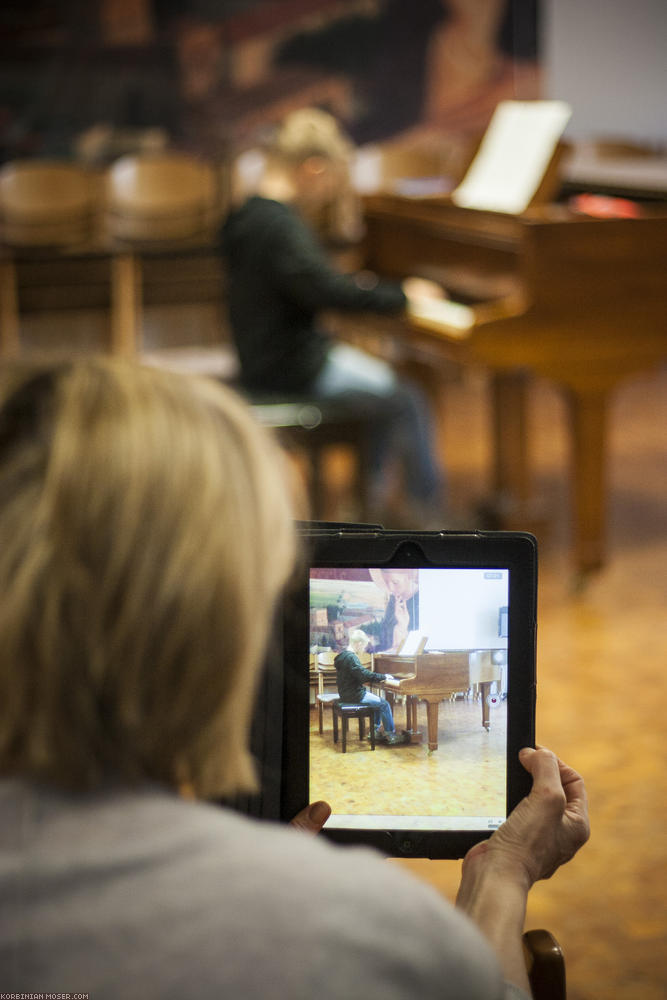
left=334, top=629, right=403, bottom=745
left=222, top=107, right=450, bottom=527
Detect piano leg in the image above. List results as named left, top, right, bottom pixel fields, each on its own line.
left=489, top=374, right=609, bottom=577
left=481, top=373, right=548, bottom=535
left=426, top=701, right=439, bottom=752
left=566, top=387, right=609, bottom=577
left=480, top=681, right=492, bottom=730
left=406, top=697, right=416, bottom=733
left=492, top=372, right=531, bottom=513
left=401, top=697, right=425, bottom=744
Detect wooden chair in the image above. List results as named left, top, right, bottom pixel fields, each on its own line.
left=0, top=160, right=98, bottom=357
left=105, top=152, right=221, bottom=243
left=104, top=152, right=224, bottom=356
left=315, top=651, right=339, bottom=735
left=523, top=929, right=566, bottom=1000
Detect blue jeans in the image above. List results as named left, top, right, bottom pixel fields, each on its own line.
left=310, top=343, right=443, bottom=506
left=360, top=690, right=395, bottom=733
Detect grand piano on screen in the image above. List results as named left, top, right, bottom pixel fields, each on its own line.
left=373, top=643, right=502, bottom=752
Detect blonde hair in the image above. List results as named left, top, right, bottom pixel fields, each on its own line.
left=348, top=629, right=369, bottom=648
left=0, top=359, right=296, bottom=798
left=271, top=107, right=353, bottom=167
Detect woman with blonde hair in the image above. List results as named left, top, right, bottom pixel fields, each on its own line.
left=0, top=358, right=588, bottom=998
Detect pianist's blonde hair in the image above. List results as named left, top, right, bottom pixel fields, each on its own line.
left=349, top=629, right=370, bottom=650
left=0, top=359, right=296, bottom=798
left=271, top=107, right=353, bottom=167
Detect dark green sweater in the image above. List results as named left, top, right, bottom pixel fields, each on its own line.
left=334, top=649, right=387, bottom=704
left=221, top=196, right=406, bottom=393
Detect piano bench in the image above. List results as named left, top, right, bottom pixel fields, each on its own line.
left=316, top=692, right=340, bottom=735
left=246, top=392, right=375, bottom=522
left=332, top=702, right=378, bottom=752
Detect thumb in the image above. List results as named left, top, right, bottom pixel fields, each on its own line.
left=289, top=800, right=332, bottom=834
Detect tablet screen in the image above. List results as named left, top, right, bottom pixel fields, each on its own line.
left=309, top=565, right=509, bottom=834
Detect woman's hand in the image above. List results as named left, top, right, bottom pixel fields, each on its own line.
left=456, top=747, right=589, bottom=993
left=460, top=747, right=590, bottom=892
left=289, top=800, right=332, bottom=834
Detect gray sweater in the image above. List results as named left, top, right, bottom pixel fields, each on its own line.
left=0, top=780, right=529, bottom=1000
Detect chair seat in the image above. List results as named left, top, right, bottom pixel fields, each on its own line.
left=335, top=702, right=374, bottom=715
left=245, top=392, right=375, bottom=521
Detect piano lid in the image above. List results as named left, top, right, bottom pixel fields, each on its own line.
left=561, top=140, right=667, bottom=201
left=451, top=100, right=572, bottom=215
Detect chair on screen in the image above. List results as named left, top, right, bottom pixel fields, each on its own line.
left=315, top=651, right=339, bottom=735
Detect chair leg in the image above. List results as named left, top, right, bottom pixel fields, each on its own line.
left=0, top=258, right=21, bottom=357
left=110, top=252, right=141, bottom=356
left=341, top=714, right=347, bottom=753
left=358, top=716, right=364, bottom=741
left=369, top=712, right=376, bottom=750
left=318, top=700, right=324, bottom=735
left=333, top=709, right=338, bottom=744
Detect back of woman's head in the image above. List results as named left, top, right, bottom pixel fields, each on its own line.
left=0, top=359, right=296, bottom=798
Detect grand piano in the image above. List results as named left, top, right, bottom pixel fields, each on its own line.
left=374, top=649, right=502, bottom=751
left=335, top=174, right=667, bottom=577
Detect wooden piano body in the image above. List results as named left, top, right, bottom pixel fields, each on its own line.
left=344, top=192, right=667, bottom=576
left=374, top=649, right=502, bottom=751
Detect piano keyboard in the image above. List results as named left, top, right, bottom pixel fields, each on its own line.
left=406, top=297, right=476, bottom=336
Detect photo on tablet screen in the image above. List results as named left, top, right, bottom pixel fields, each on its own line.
left=309, top=565, right=509, bottom=833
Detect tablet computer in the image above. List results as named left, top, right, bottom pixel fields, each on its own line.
left=278, top=525, right=537, bottom=859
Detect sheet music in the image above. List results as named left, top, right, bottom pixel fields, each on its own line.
left=452, top=100, right=572, bottom=214
left=399, top=631, right=427, bottom=657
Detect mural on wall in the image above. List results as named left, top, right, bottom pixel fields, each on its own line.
left=0, top=0, right=540, bottom=165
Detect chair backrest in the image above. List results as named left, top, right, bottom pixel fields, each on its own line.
left=105, top=152, right=222, bottom=241
left=317, top=651, right=337, bottom=668
left=523, top=929, right=566, bottom=1000
left=0, top=160, right=96, bottom=246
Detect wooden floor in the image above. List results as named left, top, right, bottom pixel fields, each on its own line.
left=311, top=697, right=508, bottom=822
left=391, top=365, right=667, bottom=1000
left=17, top=306, right=667, bottom=998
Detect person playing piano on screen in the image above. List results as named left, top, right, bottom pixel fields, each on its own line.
left=334, top=629, right=403, bottom=745
left=221, top=107, right=449, bottom=527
